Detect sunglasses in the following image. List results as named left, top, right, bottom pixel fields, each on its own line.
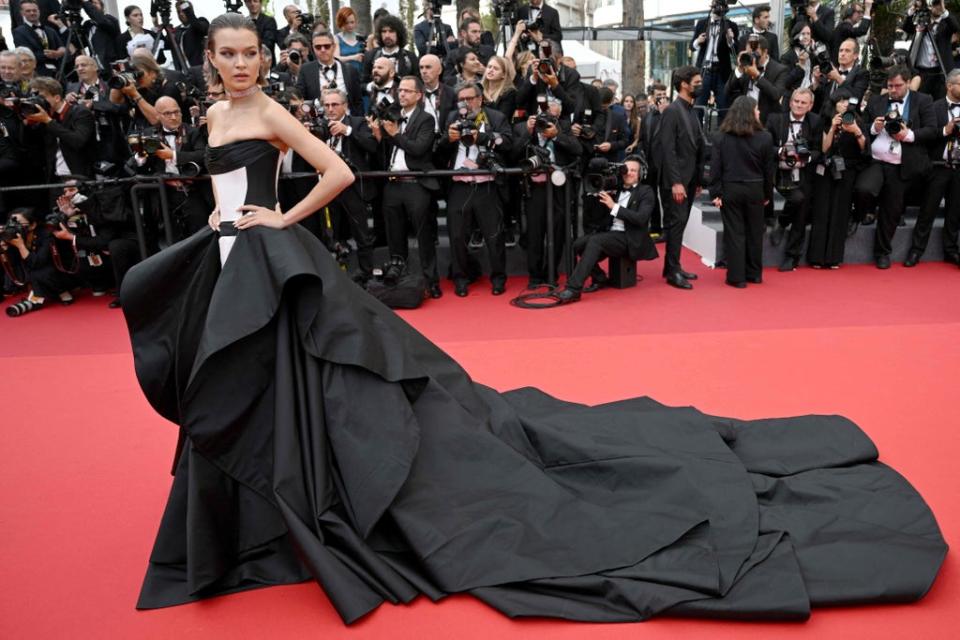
left=314, top=43, right=334, bottom=50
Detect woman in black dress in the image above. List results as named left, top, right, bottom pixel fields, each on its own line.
left=807, top=88, right=869, bottom=268
left=122, top=14, right=946, bottom=626
left=481, top=55, right=517, bottom=120
left=710, top=96, right=776, bottom=288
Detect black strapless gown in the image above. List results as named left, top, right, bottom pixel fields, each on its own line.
left=121, top=139, right=947, bottom=624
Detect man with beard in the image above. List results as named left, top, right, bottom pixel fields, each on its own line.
left=443, top=17, right=495, bottom=81
left=361, top=14, right=419, bottom=84
left=365, top=56, right=398, bottom=110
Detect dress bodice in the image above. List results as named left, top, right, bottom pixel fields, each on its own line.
left=206, top=139, right=283, bottom=224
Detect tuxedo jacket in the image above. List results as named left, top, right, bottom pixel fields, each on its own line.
left=41, top=103, right=96, bottom=179
left=657, top=98, right=705, bottom=189
left=511, top=118, right=583, bottom=168
left=817, top=63, right=869, bottom=106
left=423, top=82, right=457, bottom=135
left=517, top=4, right=564, bottom=47
left=9, top=0, right=61, bottom=28
left=691, top=17, right=740, bottom=77
left=329, top=115, right=380, bottom=202
left=382, top=108, right=440, bottom=191
left=903, top=13, right=959, bottom=73
left=141, top=124, right=207, bottom=175
left=864, top=90, right=937, bottom=181
left=437, top=106, right=513, bottom=168
left=603, top=184, right=659, bottom=262
left=515, top=66, right=578, bottom=120
left=12, top=23, right=63, bottom=76
left=80, top=1, right=122, bottom=64
left=765, top=111, right=824, bottom=167
left=807, top=4, right=837, bottom=47
left=725, top=58, right=790, bottom=123
left=361, top=48, right=419, bottom=85
left=251, top=13, right=278, bottom=60
left=831, top=18, right=872, bottom=60
left=925, top=97, right=960, bottom=161
left=174, top=18, right=210, bottom=68
left=66, top=78, right=128, bottom=161
left=297, top=60, right=363, bottom=116
left=641, top=109, right=664, bottom=173
left=414, top=19, right=455, bottom=57
left=737, top=30, right=781, bottom=62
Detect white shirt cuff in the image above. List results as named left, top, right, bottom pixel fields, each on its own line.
left=610, top=204, right=620, bottom=217
left=904, top=129, right=915, bottom=143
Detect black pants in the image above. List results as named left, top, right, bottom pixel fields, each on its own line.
left=808, top=169, right=856, bottom=266
left=107, top=237, right=142, bottom=290
left=567, top=231, right=630, bottom=290
left=330, top=185, right=376, bottom=275
left=645, top=168, right=663, bottom=233
left=778, top=171, right=813, bottom=259
left=525, top=181, right=566, bottom=283
left=659, top=180, right=696, bottom=277
left=721, top=181, right=765, bottom=284
left=447, top=181, right=506, bottom=287
left=854, top=161, right=907, bottom=258
left=918, top=67, right=946, bottom=102
left=383, top=181, right=438, bottom=285
left=912, top=164, right=960, bottom=257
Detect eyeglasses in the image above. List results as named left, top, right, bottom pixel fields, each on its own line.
left=459, top=95, right=481, bottom=101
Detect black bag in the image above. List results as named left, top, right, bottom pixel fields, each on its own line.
left=365, top=273, right=427, bottom=309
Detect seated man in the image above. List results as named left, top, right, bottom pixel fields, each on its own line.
left=555, top=155, right=658, bottom=303
left=2, top=207, right=78, bottom=316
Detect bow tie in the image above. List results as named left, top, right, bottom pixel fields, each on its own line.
left=426, top=89, right=438, bottom=98
left=381, top=51, right=398, bottom=59
left=791, top=120, right=803, bottom=125
left=163, top=129, right=178, bottom=136
left=323, top=65, right=335, bottom=73
left=400, top=116, right=408, bottom=123
left=839, top=69, right=850, bottom=76
left=890, top=100, right=904, bottom=107
left=948, top=102, right=960, bottom=110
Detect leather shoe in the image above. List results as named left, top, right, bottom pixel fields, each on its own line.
left=876, top=254, right=891, bottom=270
left=903, top=251, right=921, bottom=268
left=454, top=282, right=468, bottom=297
left=778, top=256, right=798, bottom=272
left=746, top=276, right=762, bottom=284
left=527, top=278, right=545, bottom=289
left=678, top=269, right=698, bottom=281
left=554, top=287, right=581, bottom=303
left=665, top=273, right=693, bottom=290
left=429, top=284, right=443, bottom=298
left=725, top=280, right=747, bottom=289
left=945, top=252, right=960, bottom=266
left=491, top=282, right=506, bottom=296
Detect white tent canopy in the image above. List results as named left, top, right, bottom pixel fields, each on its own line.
left=560, top=40, right=621, bottom=85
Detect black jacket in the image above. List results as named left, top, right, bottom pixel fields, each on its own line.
left=251, top=13, right=279, bottom=62
left=725, top=58, right=791, bottom=123
left=641, top=109, right=665, bottom=173
left=9, top=0, right=61, bottom=28
left=331, top=115, right=381, bottom=202
left=515, top=66, right=578, bottom=120
left=904, top=12, right=959, bottom=73
left=297, top=60, right=363, bottom=116
left=657, top=98, right=705, bottom=189
left=517, top=3, right=564, bottom=47
left=423, top=82, right=458, bottom=135
left=442, top=44, right=496, bottom=84
left=738, top=29, right=781, bottom=62
left=708, top=130, right=776, bottom=201
left=361, top=48, right=419, bottom=85
left=831, top=18, right=872, bottom=61
left=691, top=17, right=740, bottom=77
left=437, top=106, right=513, bottom=168
left=66, top=78, right=128, bottom=165
left=12, top=23, right=63, bottom=77
left=864, top=90, right=937, bottom=181
left=382, top=107, right=440, bottom=191
left=591, top=106, right=629, bottom=161
left=818, top=63, right=869, bottom=106
left=414, top=19, right=455, bottom=57
left=605, top=184, right=660, bottom=261
left=174, top=17, right=210, bottom=68
left=511, top=118, right=583, bottom=168
left=766, top=111, right=824, bottom=167
left=81, top=1, right=122, bottom=64
left=924, top=97, right=960, bottom=162
left=41, top=102, right=96, bottom=179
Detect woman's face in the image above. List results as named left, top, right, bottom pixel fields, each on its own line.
left=622, top=95, right=635, bottom=111
left=485, top=59, right=504, bottom=81
left=128, top=9, right=143, bottom=29
left=207, top=28, right=261, bottom=93
left=343, top=15, right=356, bottom=32
left=798, top=26, right=811, bottom=47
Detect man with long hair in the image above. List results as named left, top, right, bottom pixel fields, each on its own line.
left=361, top=14, right=419, bottom=85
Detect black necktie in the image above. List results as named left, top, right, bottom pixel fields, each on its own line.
left=426, top=89, right=438, bottom=99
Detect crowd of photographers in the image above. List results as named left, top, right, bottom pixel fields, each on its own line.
left=1, top=0, right=959, bottom=316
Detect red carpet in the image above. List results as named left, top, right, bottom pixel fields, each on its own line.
left=1, top=253, right=957, bottom=639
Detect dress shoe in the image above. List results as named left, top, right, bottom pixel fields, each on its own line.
left=862, top=213, right=876, bottom=226
left=665, top=273, right=693, bottom=290
left=554, top=287, right=581, bottom=303
left=583, top=275, right=609, bottom=293
left=725, top=280, right=747, bottom=289
left=428, top=284, right=443, bottom=298
left=491, top=282, right=506, bottom=296
left=454, top=282, right=469, bottom=297
left=945, top=252, right=960, bottom=266
left=876, top=254, right=891, bottom=270
left=903, top=251, right=921, bottom=268
left=678, top=269, right=698, bottom=281
left=769, top=224, right=786, bottom=247
left=778, top=256, right=798, bottom=272
left=746, top=276, right=763, bottom=284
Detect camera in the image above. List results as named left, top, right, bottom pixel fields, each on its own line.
left=1, top=218, right=28, bottom=242
left=711, top=0, right=730, bottom=16
left=779, top=137, right=811, bottom=168
left=885, top=104, right=904, bottom=136
left=534, top=112, right=558, bottom=133
left=576, top=109, right=596, bottom=141
left=739, top=51, right=759, bottom=67
left=370, top=96, right=403, bottom=124
left=493, top=0, right=519, bottom=26
left=372, top=255, right=406, bottom=286
left=288, top=49, right=302, bottom=66
left=59, top=0, right=84, bottom=26
left=127, top=131, right=163, bottom=155
left=914, top=0, right=933, bottom=28
left=453, top=100, right=479, bottom=145
left=584, top=157, right=628, bottom=195
left=296, top=11, right=315, bottom=35
left=841, top=111, right=857, bottom=126
left=825, top=155, right=846, bottom=180
left=790, top=0, right=809, bottom=16
left=12, top=93, right=50, bottom=116
left=537, top=42, right=555, bottom=76
left=521, top=144, right=553, bottom=171
left=108, top=60, right=145, bottom=90
left=300, top=100, right=331, bottom=141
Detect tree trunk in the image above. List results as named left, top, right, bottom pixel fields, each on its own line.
left=331, top=0, right=341, bottom=22
left=353, top=0, right=372, bottom=37
left=457, top=0, right=480, bottom=22
left=621, top=0, right=645, bottom=95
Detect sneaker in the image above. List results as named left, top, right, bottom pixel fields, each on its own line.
left=6, top=298, right=44, bottom=317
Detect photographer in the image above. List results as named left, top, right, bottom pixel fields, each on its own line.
left=298, top=30, right=362, bottom=116
left=691, top=0, right=739, bottom=121
left=173, top=1, right=209, bottom=67
left=904, top=0, right=958, bottom=101
left=2, top=207, right=77, bottom=316
left=443, top=17, right=495, bottom=83
left=276, top=4, right=303, bottom=53
left=726, top=35, right=790, bottom=125
left=78, top=0, right=122, bottom=66
left=517, top=0, right=563, bottom=50
left=369, top=75, right=442, bottom=298
left=659, top=66, right=706, bottom=290
left=437, top=81, right=513, bottom=297
left=0, top=71, right=26, bottom=212
left=783, top=23, right=815, bottom=91
left=514, top=40, right=576, bottom=119
left=109, top=51, right=180, bottom=129
left=364, top=56, right=398, bottom=109
left=579, top=87, right=630, bottom=232
left=277, top=33, right=310, bottom=85
left=832, top=1, right=873, bottom=58
left=808, top=88, right=869, bottom=268
left=815, top=38, right=868, bottom=109
left=361, top=15, right=419, bottom=85
left=709, top=96, right=776, bottom=288
left=766, top=87, right=823, bottom=271
left=12, top=1, right=65, bottom=77
left=512, top=95, right=581, bottom=287
left=641, top=83, right=670, bottom=238
left=737, top=5, right=781, bottom=63
left=66, top=54, right=128, bottom=174
left=905, top=68, right=960, bottom=266
left=555, top=156, right=658, bottom=303
left=415, top=4, right=456, bottom=58
left=244, top=0, right=278, bottom=64
left=23, top=76, right=95, bottom=181
left=795, top=0, right=836, bottom=48
left=854, top=65, right=936, bottom=269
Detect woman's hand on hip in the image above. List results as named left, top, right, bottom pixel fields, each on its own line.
left=235, top=204, right=287, bottom=230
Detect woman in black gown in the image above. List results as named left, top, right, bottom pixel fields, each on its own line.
left=121, top=13, right=947, bottom=626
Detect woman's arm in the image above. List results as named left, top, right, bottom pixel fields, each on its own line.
left=235, top=100, right=354, bottom=230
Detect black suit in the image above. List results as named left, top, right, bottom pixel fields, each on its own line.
left=641, top=108, right=666, bottom=232
left=65, top=79, right=127, bottom=169
left=904, top=12, right=959, bottom=100
left=738, top=29, right=780, bottom=62
left=766, top=111, right=823, bottom=259
left=40, top=102, right=95, bottom=180
left=80, top=1, right=121, bottom=65
left=150, top=124, right=211, bottom=238
left=831, top=18, right=872, bottom=61
left=517, top=3, right=563, bottom=48
left=801, top=3, right=837, bottom=47
left=856, top=90, right=937, bottom=258
left=515, top=66, right=578, bottom=121
left=250, top=13, right=278, bottom=63
left=582, top=107, right=630, bottom=232
left=296, top=60, right=363, bottom=116
left=382, top=107, right=440, bottom=285
left=414, top=18, right=455, bottom=57
left=422, top=82, right=457, bottom=135
left=658, top=98, right=705, bottom=277
left=327, top=116, right=378, bottom=276
left=911, top=97, right=960, bottom=258
left=725, top=58, right=790, bottom=124
left=174, top=17, right=209, bottom=68
left=361, top=48, right=419, bottom=85
left=12, top=22, right=63, bottom=77
left=438, top=107, right=513, bottom=288
left=9, top=0, right=61, bottom=28
left=567, top=184, right=659, bottom=291
left=818, top=63, right=869, bottom=107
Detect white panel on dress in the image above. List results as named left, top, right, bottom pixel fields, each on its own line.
left=211, top=166, right=247, bottom=266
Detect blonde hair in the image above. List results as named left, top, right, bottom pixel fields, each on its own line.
left=482, top=56, right=515, bottom=104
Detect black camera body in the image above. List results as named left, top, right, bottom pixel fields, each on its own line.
left=790, top=0, right=809, bottom=16
left=296, top=11, right=315, bottom=35
left=711, top=0, right=730, bottom=16
left=779, top=137, right=811, bottom=168
left=127, top=131, right=163, bottom=155
left=522, top=143, right=553, bottom=172
left=1, top=218, right=28, bottom=242
left=815, top=47, right=833, bottom=75
left=108, top=60, right=145, bottom=90
left=585, top=157, right=629, bottom=195
left=370, top=96, right=403, bottom=124
left=301, top=101, right=331, bottom=141
left=13, top=93, right=51, bottom=116
left=534, top=112, right=558, bottom=133
left=825, top=155, right=846, bottom=180
left=885, top=105, right=905, bottom=136
left=841, top=111, right=857, bottom=126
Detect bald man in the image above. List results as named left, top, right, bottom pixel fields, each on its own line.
left=418, top=53, right=456, bottom=134
left=277, top=4, right=303, bottom=49
left=367, top=56, right=398, bottom=107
